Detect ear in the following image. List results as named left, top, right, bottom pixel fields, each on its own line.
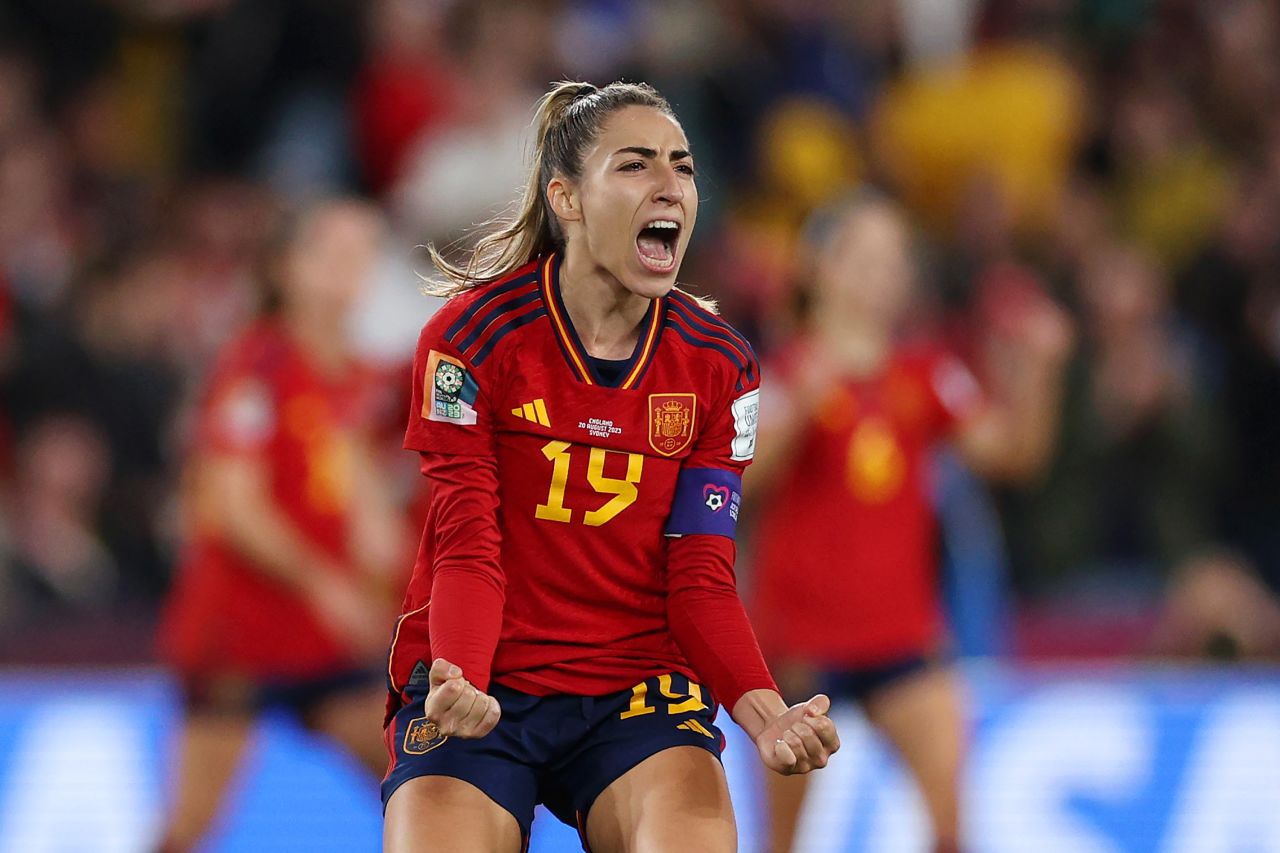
left=547, top=175, right=582, bottom=224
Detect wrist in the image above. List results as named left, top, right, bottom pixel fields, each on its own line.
left=298, top=558, right=350, bottom=599
left=731, top=688, right=788, bottom=740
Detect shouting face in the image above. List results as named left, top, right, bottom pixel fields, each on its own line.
left=549, top=105, right=699, bottom=299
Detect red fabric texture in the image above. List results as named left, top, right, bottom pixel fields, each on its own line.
left=751, top=342, right=983, bottom=666
left=666, top=534, right=776, bottom=710
left=387, top=255, right=777, bottom=710
left=417, top=452, right=505, bottom=691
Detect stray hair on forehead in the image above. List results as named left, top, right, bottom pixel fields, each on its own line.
left=427, top=80, right=678, bottom=294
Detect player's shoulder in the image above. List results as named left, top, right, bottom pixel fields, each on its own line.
left=662, top=288, right=760, bottom=392
left=416, top=258, right=547, bottom=368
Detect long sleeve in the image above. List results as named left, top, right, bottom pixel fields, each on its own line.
left=418, top=451, right=505, bottom=692
left=404, top=306, right=505, bottom=693
left=666, top=534, right=777, bottom=711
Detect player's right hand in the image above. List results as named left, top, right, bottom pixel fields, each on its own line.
left=424, top=658, right=502, bottom=738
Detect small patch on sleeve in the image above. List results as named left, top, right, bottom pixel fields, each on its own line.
left=730, top=388, right=760, bottom=462
left=423, top=349, right=480, bottom=425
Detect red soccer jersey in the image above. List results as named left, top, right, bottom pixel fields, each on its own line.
left=387, top=254, right=774, bottom=709
left=750, top=343, right=983, bottom=666
left=160, top=320, right=378, bottom=678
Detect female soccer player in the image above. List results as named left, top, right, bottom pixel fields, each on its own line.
left=156, top=200, right=406, bottom=851
left=382, top=80, right=840, bottom=852
left=749, top=195, right=1072, bottom=853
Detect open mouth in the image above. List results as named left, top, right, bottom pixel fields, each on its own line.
left=635, top=219, right=681, bottom=274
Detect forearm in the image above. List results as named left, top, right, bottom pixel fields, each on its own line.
left=213, top=475, right=344, bottom=595
left=961, top=359, right=1067, bottom=483
left=348, top=443, right=410, bottom=583
left=742, top=417, right=808, bottom=502
left=666, top=535, right=777, bottom=712
left=420, top=451, right=505, bottom=691
left=996, top=359, right=1068, bottom=481
left=1010, top=361, right=1068, bottom=477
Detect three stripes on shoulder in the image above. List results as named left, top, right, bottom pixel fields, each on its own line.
left=511, top=398, right=551, bottom=428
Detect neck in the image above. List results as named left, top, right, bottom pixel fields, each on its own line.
left=282, top=310, right=349, bottom=374
left=816, top=312, right=893, bottom=377
left=558, top=250, right=652, bottom=360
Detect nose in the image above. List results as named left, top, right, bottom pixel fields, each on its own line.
left=653, top=164, right=685, bottom=205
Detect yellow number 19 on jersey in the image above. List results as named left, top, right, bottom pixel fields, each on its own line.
left=535, top=440, right=644, bottom=527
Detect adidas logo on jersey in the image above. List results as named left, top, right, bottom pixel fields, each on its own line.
left=511, top=398, right=551, bottom=427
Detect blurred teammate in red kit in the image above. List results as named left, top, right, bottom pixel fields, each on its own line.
left=749, top=194, right=1072, bottom=853
left=156, top=199, right=407, bottom=851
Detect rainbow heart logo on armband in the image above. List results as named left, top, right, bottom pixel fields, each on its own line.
left=703, top=484, right=730, bottom=512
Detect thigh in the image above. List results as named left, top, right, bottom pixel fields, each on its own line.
left=567, top=673, right=737, bottom=853
left=161, top=705, right=256, bottom=848
left=382, top=686, right=540, bottom=843
left=861, top=664, right=965, bottom=771
left=384, top=775, right=522, bottom=853
left=586, top=745, right=736, bottom=853
left=861, top=664, right=965, bottom=829
left=304, top=681, right=390, bottom=777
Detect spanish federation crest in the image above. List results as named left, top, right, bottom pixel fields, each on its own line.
left=648, top=393, right=697, bottom=456
left=403, top=716, right=449, bottom=755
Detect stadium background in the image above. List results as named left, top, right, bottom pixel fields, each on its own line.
left=2, top=0, right=1279, bottom=850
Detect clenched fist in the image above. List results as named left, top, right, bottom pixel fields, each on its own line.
left=423, top=658, right=502, bottom=738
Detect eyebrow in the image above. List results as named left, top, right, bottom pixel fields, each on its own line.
left=613, top=146, right=693, bottom=161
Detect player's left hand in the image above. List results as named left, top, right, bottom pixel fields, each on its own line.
left=424, top=658, right=502, bottom=738
left=754, top=693, right=841, bottom=776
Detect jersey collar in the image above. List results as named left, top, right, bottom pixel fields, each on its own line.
left=539, top=253, right=664, bottom=390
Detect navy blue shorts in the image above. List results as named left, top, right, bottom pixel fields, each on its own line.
left=381, top=672, right=724, bottom=844
left=178, top=667, right=382, bottom=718
left=780, top=654, right=933, bottom=706
left=820, top=654, right=931, bottom=703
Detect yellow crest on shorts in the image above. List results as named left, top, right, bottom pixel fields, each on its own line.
left=403, top=717, right=449, bottom=755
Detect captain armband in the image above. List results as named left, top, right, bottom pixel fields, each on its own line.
left=663, top=468, right=743, bottom=540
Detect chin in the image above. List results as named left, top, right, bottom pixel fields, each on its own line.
left=623, top=251, right=683, bottom=299
left=621, top=269, right=679, bottom=300
left=636, top=275, right=681, bottom=298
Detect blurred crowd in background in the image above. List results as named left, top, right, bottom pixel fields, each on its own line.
left=2, top=0, right=1280, bottom=664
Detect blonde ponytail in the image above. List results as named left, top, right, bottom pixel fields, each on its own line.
left=427, top=80, right=673, bottom=295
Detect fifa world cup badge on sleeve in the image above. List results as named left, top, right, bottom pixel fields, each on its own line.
left=649, top=393, right=697, bottom=456
left=730, top=388, right=760, bottom=461
left=424, top=349, right=480, bottom=425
